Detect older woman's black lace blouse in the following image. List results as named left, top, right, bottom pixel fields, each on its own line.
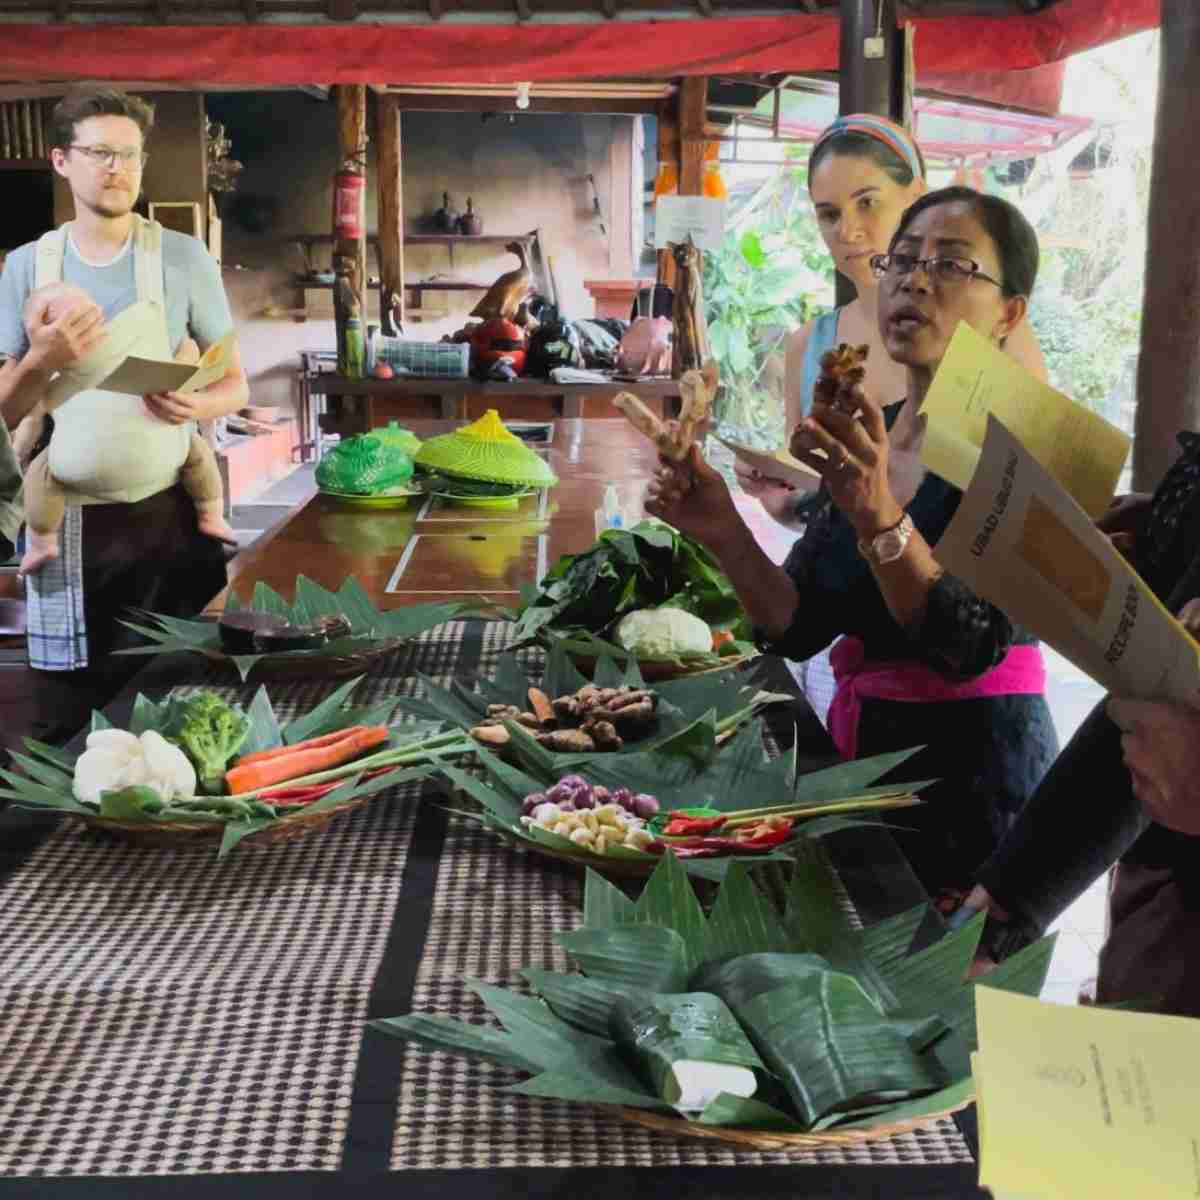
left=758, top=403, right=1059, bottom=895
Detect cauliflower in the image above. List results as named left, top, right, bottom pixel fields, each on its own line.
left=74, top=729, right=196, bottom=808
left=615, top=607, right=712, bottom=659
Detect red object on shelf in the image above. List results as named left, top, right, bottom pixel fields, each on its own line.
left=470, top=318, right=527, bottom=373
left=333, top=171, right=366, bottom=241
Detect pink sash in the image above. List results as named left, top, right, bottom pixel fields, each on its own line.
left=826, top=635, right=1047, bottom=761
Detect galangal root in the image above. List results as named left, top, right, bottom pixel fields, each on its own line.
left=612, top=361, right=719, bottom=462
left=470, top=683, right=659, bottom=753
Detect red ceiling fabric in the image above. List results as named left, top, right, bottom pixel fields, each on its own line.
left=0, top=0, right=1158, bottom=87
left=921, top=64, right=1066, bottom=116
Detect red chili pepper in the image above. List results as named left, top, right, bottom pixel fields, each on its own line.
left=258, top=765, right=399, bottom=807
left=648, top=816, right=795, bottom=858
left=662, top=811, right=727, bottom=836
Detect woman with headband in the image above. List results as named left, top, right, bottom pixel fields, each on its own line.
left=648, top=186, right=1058, bottom=904
left=740, top=115, right=1047, bottom=725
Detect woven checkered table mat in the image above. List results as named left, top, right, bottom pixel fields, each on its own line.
left=0, top=622, right=475, bottom=1178
left=0, top=619, right=971, bottom=1178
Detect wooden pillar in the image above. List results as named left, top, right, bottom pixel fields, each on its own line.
left=333, top=83, right=367, bottom=380
left=836, top=0, right=904, bottom=306
left=655, top=98, right=680, bottom=291
left=678, top=76, right=707, bottom=197
left=376, top=93, right=405, bottom=337
left=1133, top=1, right=1200, bottom=490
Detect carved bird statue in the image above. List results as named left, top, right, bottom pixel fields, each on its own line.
left=470, top=241, right=532, bottom=321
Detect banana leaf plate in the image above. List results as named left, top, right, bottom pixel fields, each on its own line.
left=117, top=575, right=484, bottom=683
left=0, top=677, right=474, bottom=857
left=399, top=642, right=930, bottom=882
left=373, top=852, right=1057, bottom=1146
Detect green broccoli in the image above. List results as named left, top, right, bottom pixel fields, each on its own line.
left=171, top=692, right=252, bottom=795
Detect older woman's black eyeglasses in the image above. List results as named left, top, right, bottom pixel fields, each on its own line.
left=870, top=253, right=1003, bottom=290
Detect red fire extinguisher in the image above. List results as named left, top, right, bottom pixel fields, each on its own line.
left=333, top=170, right=365, bottom=240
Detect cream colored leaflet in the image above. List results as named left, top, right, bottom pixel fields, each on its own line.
left=973, top=990, right=1200, bottom=1200
left=935, top=414, right=1200, bottom=703
left=715, top=436, right=821, bottom=491
left=921, top=322, right=1130, bottom=518
left=98, top=329, right=235, bottom=398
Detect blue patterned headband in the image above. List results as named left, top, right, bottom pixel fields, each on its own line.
left=813, top=114, right=924, bottom=182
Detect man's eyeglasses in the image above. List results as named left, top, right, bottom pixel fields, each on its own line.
left=68, top=144, right=148, bottom=171
left=870, top=252, right=1003, bottom=290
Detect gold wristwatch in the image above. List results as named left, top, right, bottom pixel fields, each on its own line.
left=857, top=512, right=914, bottom=567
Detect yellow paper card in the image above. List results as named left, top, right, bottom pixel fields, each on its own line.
left=921, top=323, right=1130, bottom=518
left=974, top=989, right=1200, bottom=1200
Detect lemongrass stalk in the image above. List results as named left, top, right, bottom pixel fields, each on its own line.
left=228, top=731, right=474, bottom=800
left=718, top=791, right=920, bottom=823
left=721, top=794, right=921, bottom=828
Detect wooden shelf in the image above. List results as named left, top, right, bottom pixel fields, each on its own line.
left=294, top=278, right=487, bottom=292
left=404, top=234, right=533, bottom=246
left=289, top=232, right=533, bottom=247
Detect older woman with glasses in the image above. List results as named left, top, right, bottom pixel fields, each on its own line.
left=647, top=186, right=1058, bottom=901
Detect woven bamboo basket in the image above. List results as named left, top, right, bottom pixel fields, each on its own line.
left=614, top=1092, right=972, bottom=1151
left=568, top=649, right=759, bottom=683
left=198, top=638, right=406, bottom=682
left=73, top=793, right=373, bottom=848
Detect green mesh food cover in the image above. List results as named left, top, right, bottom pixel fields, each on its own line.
left=316, top=431, right=416, bottom=495
left=414, top=410, right=557, bottom=488
left=372, top=421, right=422, bottom=458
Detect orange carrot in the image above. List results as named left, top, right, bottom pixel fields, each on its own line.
left=225, top=725, right=390, bottom=794
left=235, top=726, right=374, bottom=769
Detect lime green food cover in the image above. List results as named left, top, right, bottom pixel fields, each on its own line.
left=414, top=410, right=557, bottom=488
left=316, top=424, right=418, bottom=495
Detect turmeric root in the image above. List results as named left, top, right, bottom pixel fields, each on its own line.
left=536, top=728, right=596, bottom=753
left=527, top=687, right=555, bottom=729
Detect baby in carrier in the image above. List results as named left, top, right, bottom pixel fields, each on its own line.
left=17, top=281, right=236, bottom=576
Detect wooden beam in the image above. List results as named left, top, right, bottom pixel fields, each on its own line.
left=376, top=93, right=405, bottom=336
left=678, top=76, right=707, bottom=196
left=839, top=0, right=902, bottom=118
left=333, top=84, right=368, bottom=383
left=837, top=0, right=903, bottom=306
left=655, top=95, right=680, bottom=291
left=1133, top=0, right=1200, bottom=488
left=389, top=93, right=660, bottom=115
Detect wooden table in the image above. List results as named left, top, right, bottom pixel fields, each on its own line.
left=225, top=418, right=658, bottom=610
left=0, top=417, right=979, bottom=1196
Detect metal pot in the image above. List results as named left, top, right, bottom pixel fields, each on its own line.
left=457, top=197, right=483, bottom=237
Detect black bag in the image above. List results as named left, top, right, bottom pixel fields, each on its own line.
left=526, top=305, right=584, bottom=376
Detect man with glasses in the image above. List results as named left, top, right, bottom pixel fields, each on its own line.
left=0, top=86, right=248, bottom=739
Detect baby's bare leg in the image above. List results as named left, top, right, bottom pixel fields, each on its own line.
left=181, top=431, right=236, bottom=546
left=12, top=404, right=47, bottom=469
left=175, top=337, right=200, bottom=366
left=19, top=449, right=66, bottom=576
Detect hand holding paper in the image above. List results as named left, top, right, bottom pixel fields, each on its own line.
left=935, top=414, right=1200, bottom=706
left=921, top=323, right=1130, bottom=519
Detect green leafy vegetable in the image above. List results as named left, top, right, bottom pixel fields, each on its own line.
left=512, top=520, right=749, bottom=652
